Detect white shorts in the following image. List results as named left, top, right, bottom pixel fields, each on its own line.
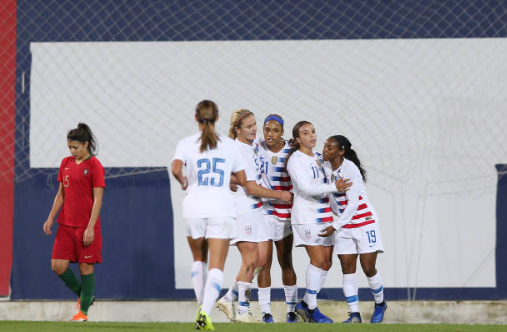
left=259, top=214, right=292, bottom=242
left=184, top=216, right=236, bottom=240
left=230, top=209, right=263, bottom=245
left=292, top=223, right=335, bottom=247
left=334, top=221, right=384, bottom=255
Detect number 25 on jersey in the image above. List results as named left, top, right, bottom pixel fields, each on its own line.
left=197, top=158, right=225, bottom=187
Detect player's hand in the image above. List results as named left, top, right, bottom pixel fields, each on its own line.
left=181, top=177, right=188, bottom=190
left=229, top=181, right=238, bottom=192
left=43, top=219, right=53, bottom=235
left=319, top=225, right=336, bottom=237
left=279, top=191, right=292, bottom=202
left=83, top=228, right=95, bottom=246
left=335, top=178, right=352, bottom=192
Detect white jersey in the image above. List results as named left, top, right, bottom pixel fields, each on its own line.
left=259, top=141, right=293, bottom=221
left=172, top=132, right=247, bottom=219
left=230, top=139, right=263, bottom=214
left=286, top=149, right=336, bottom=225
left=323, top=159, right=377, bottom=230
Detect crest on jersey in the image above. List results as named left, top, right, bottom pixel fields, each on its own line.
left=83, top=168, right=89, bottom=176
left=271, top=156, right=278, bottom=165
left=316, top=159, right=322, bottom=167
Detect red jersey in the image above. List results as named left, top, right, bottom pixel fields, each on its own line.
left=57, top=155, right=105, bottom=228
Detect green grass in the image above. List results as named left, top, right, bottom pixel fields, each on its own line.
left=0, top=321, right=506, bottom=332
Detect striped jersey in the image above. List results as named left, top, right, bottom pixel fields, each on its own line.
left=286, top=149, right=336, bottom=225
left=259, top=140, right=293, bottom=221
left=172, top=132, right=247, bottom=219
left=230, top=139, right=263, bottom=213
left=323, top=159, right=377, bottom=230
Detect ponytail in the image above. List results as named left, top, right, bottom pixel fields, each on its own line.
left=67, top=122, right=98, bottom=155
left=331, top=135, right=367, bottom=182
left=196, top=100, right=219, bottom=153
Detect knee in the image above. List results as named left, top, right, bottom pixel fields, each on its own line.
left=322, top=260, right=332, bottom=271
left=257, top=256, right=272, bottom=270
left=341, top=263, right=356, bottom=274
left=51, top=262, right=66, bottom=275
left=363, top=267, right=377, bottom=278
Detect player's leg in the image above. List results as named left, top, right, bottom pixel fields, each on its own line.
left=319, top=245, right=333, bottom=292
left=360, top=251, right=387, bottom=323
left=339, top=253, right=362, bottom=323
left=257, top=240, right=273, bottom=322
left=52, top=224, right=81, bottom=297
left=196, top=238, right=229, bottom=330
left=235, top=241, right=259, bottom=321
left=187, top=236, right=209, bottom=307
left=274, top=231, right=298, bottom=323
left=300, top=245, right=332, bottom=323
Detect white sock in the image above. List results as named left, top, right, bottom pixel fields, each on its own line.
left=302, top=264, right=321, bottom=310
left=343, top=273, right=360, bottom=313
left=223, top=280, right=238, bottom=302
left=202, top=268, right=223, bottom=315
left=258, top=287, right=271, bottom=314
left=191, top=261, right=207, bottom=305
left=367, top=272, right=384, bottom=304
left=318, top=269, right=328, bottom=292
left=283, top=284, right=298, bottom=313
left=237, top=281, right=252, bottom=315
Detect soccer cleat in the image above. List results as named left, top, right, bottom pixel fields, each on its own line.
left=234, top=310, right=261, bottom=323
left=195, top=310, right=215, bottom=330
left=308, top=307, right=333, bottom=323
left=342, top=312, right=362, bottom=323
left=286, top=312, right=298, bottom=323
left=262, top=313, right=274, bottom=323
left=295, top=300, right=309, bottom=322
left=69, top=310, right=88, bottom=322
left=216, top=296, right=235, bottom=321
left=370, top=302, right=387, bottom=323
left=195, top=304, right=203, bottom=322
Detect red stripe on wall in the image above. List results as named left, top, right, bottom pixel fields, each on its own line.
left=0, top=0, right=16, bottom=296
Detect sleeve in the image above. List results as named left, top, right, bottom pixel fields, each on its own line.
left=287, top=155, right=336, bottom=196
left=57, top=158, right=66, bottom=183
left=91, top=159, right=106, bottom=188
left=230, top=141, right=248, bottom=173
left=331, top=167, right=362, bottom=230
left=172, top=139, right=187, bottom=164
left=243, top=154, right=257, bottom=182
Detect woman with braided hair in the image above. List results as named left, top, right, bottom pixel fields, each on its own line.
left=319, top=135, right=387, bottom=324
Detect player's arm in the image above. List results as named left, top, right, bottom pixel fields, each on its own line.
left=43, top=183, right=64, bottom=235
left=171, top=159, right=188, bottom=190
left=83, top=187, right=104, bottom=246
left=245, top=181, right=292, bottom=202
left=287, top=158, right=337, bottom=196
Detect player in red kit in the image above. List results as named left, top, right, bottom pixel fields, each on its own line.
left=43, top=123, right=105, bottom=322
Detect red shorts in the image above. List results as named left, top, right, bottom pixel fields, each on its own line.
left=52, top=224, right=102, bottom=264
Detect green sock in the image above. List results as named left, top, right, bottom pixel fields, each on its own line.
left=57, top=268, right=81, bottom=297
left=80, top=273, right=95, bottom=315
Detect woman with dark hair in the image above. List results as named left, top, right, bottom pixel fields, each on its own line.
left=171, top=100, right=248, bottom=330
left=255, top=114, right=298, bottom=323
left=285, top=121, right=347, bottom=324
left=43, top=123, right=105, bottom=322
left=319, top=135, right=387, bottom=324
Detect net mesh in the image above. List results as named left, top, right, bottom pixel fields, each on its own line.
left=2, top=0, right=507, bottom=195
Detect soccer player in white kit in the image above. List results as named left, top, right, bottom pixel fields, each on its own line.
left=171, top=100, right=248, bottom=330
left=255, top=114, right=298, bottom=323
left=319, top=135, right=387, bottom=324
left=286, top=121, right=348, bottom=324
left=217, top=109, right=292, bottom=323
